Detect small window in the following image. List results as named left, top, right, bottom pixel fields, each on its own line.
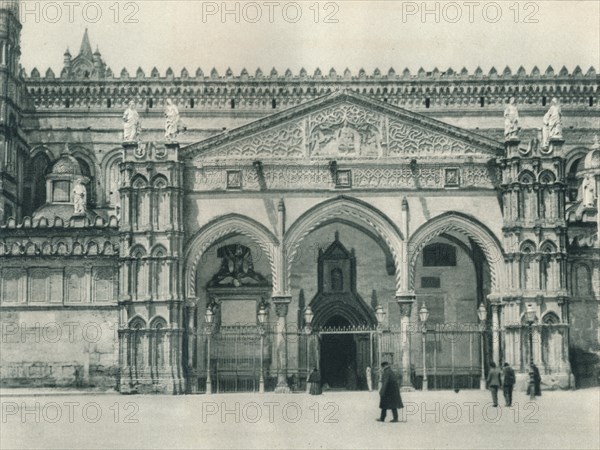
left=148, top=99, right=153, bottom=109
left=421, top=277, right=441, bottom=288
left=480, top=97, right=485, bottom=107
left=53, top=181, right=71, bottom=202
left=230, top=99, right=236, bottom=109
left=107, top=98, right=111, bottom=108
left=190, top=98, right=195, bottom=108
left=335, top=170, right=352, bottom=188
left=589, top=96, right=594, bottom=107
left=425, top=98, right=430, bottom=108
left=271, top=99, right=277, bottom=109
left=331, top=268, right=343, bottom=291
left=226, top=170, right=242, bottom=189
left=444, top=168, right=460, bottom=187
left=542, top=96, right=547, bottom=106
left=423, top=243, right=457, bottom=267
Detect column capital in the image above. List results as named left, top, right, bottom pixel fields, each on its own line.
left=395, top=292, right=416, bottom=302
left=271, top=295, right=292, bottom=305
left=486, top=293, right=503, bottom=304
left=272, top=296, right=291, bottom=317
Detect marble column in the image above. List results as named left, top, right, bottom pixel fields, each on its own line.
left=397, top=296, right=415, bottom=391
left=273, top=297, right=291, bottom=393
left=492, top=304, right=501, bottom=364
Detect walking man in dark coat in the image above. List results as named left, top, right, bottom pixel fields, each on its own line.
left=502, top=362, right=516, bottom=406
left=486, top=361, right=502, bottom=407
left=376, top=362, right=403, bottom=422
left=531, top=363, right=542, bottom=396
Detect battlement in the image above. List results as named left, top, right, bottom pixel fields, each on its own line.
left=25, top=64, right=598, bottom=81
left=1, top=214, right=119, bottom=231
left=20, top=65, right=600, bottom=112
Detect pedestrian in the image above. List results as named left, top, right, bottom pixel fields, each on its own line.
left=502, top=362, right=516, bottom=406
left=308, top=367, right=322, bottom=395
left=376, top=362, right=403, bottom=423
left=346, top=364, right=357, bottom=390
left=366, top=366, right=373, bottom=392
left=527, top=366, right=537, bottom=400
left=531, top=363, right=542, bottom=396
left=486, top=361, right=502, bottom=407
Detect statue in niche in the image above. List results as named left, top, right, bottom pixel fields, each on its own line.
left=208, top=244, right=269, bottom=287
left=504, top=97, right=520, bottom=140
left=72, top=178, right=87, bottom=215
left=542, top=97, right=563, bottom=147
left=123, top=101, right=141, bottom=142
left=582, top=175, right=596, bottom=208
left=164, top=98, right=185, bottom=141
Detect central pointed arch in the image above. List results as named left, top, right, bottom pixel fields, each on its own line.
left=284, top=196, right=405, bottom=291
left=407, top=211, right=506, bottom=294
left=184, top=214, right=279, bottom=298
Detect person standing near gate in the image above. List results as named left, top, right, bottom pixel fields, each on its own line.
left=308, top=367, right=322, bottom=395
left=486, top=361, right=502, bottom=407
left=376, top=362, right=403, bottom=422
left=502, top=362, right=516, bottom=406
left=366, top=366, right=373, bottom=392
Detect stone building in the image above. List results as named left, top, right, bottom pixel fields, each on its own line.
left=0, top=4, right=598, bottom=393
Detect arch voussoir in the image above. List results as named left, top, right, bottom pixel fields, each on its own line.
left=408, top=212, right=506, bottom=295
left=184, top=215, right=279, bottom=298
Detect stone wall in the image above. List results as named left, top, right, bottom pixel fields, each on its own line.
left=0, top=308, right=119, bottom=388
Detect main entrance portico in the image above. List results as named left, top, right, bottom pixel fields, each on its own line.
left=110, top=90, right=574, bottom=394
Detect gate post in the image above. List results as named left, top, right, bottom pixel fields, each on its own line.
left=397, top=294, right=416, bottom=391
left=273, top=296, right=292, bottom=393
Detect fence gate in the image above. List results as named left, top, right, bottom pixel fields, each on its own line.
left=210, top=326, right=267, bottom=393
left=415, top=323, right=484, bottom=390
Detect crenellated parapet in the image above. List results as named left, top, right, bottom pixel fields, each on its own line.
left=22, top=65, right=599, bottom=112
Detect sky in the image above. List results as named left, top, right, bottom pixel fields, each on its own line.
left=16, top=0, right=600, bottom=76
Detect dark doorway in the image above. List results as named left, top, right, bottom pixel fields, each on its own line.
left=320, top=316, right=359, bottom=389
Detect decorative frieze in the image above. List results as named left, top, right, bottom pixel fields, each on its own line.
left=189, top=164, right=497, bottom=191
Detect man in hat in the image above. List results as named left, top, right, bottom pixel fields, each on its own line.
left=376, top=362, right=403, bottom=423
left=502, top=362, right=516, bottom=407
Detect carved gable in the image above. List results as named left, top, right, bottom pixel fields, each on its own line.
left=184, top=91, right=502, bottom=163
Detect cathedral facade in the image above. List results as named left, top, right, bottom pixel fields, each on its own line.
left=1, top=4, right=599, bottom=393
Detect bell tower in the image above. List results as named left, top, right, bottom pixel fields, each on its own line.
left=500, top=100, right=572, bottom=388
left=117, top=140, right=186, bottom=393
left=0, top=0, right=25, bottom=223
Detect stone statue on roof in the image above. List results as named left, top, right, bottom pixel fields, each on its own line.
left=542, top=97, right=563, bottom=147
left=164, top=98, right=183, bottom=141
left=123, top=101, right=141, bottom=142
left=503, top=97, right=520, bottom=141
left=73, top=178, right=87, bottom=215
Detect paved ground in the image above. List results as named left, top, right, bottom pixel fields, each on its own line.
left=1, top=388, right=598, bottom=449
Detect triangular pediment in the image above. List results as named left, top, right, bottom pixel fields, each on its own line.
left=183, top=90, right=503, bottom=162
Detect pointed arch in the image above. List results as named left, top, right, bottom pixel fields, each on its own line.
left=542, top=311, right=560, bottom=324
left=151, top=244, right=168, bottom=257
left=149, top=315, right=168, bottom=328
left=407, top=211, right=506, bottom=294
left=130, top=244, right=147, bottom=258
left=101, top=148, right=123, bottom=207
left=131, top=174, right=148, bottom=188
left=128, top=315, right=147, bottom=329
left=184, top=214, right=279, bottom=298
left=285, top=196, right=405, bottom=291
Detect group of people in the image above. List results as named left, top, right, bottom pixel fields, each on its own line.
left=307, top=360, right=542, bottom=423
left=487, top=361, right=542, bottom=407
